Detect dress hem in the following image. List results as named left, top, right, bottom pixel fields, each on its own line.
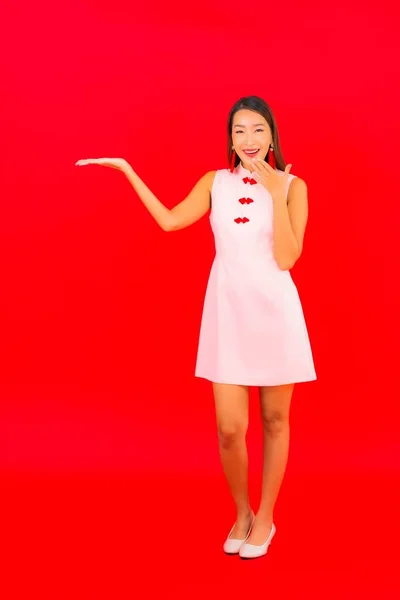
left=194, top=373, right=317, bottom=386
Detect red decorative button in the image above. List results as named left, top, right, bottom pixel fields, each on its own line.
left=238, top=197, right=254, bottom=205
left=243, top=177, right=257, bottom=185
left=234, top=217, right=250, bottom=224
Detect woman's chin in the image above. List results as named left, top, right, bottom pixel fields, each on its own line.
left=239, top=152, right=267, bottom=170
left=241, top=157, right=255, bottom=171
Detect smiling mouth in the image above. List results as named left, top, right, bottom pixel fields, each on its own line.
left=243, top=149, right=260, bottom=157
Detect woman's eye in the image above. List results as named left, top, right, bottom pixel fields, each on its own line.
left=235, top=130, right=244, bottom=134
left=255, top=129, right=264, bottom=133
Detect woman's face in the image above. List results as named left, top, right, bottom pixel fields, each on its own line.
left=231, top=109, right=272, bottom=170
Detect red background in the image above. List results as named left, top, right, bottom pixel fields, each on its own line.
left=1, top=0, right=399, bottom=598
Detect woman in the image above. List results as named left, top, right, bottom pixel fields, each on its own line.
left=76, top=95, right=317, bottom=560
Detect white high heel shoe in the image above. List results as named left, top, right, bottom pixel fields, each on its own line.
left=223, top=512, right=255, bottom=555
left=239, top=522, right=276, bottom=559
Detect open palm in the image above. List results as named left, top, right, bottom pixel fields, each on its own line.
left=75, top=157, right=128, bottom=171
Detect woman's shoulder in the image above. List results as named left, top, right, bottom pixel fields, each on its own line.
left=277, top=168, right=306, bottom=182
left=203, top=169, right=225, bottom=190
left=192, top=170, right=219, bottom=197
left=277, top=168, right=308, bottom=189
left=200, top=167, right=234, bottom=191
left=207, top=167, right=232, bottom=180
left=277, top=168, right=296, bottom=176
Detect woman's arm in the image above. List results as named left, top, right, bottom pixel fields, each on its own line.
left=75, top=157, right=215, bottom=232
left=248, top=159, right=309, bottom=271
left=123, top=164, right=216, bottom=231
left=271, top=177, right=309, bottom=270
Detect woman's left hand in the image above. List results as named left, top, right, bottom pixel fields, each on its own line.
left=251, top=159, right=292, bottom=200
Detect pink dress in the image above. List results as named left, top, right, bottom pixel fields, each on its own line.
left=195, top=162, right=317, bottom=386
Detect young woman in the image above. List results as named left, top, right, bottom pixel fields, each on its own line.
left=76, top=95, right=317, bottom=560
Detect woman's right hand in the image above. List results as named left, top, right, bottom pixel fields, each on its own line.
left=75, top=157, right=129, bottom=171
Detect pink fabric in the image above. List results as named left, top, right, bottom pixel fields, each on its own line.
left=195, top=162, right=317, bottom=386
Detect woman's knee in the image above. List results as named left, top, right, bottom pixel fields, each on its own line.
left=261, top=410, right=289, bottom=437
left=218, top=421, right=248, bottom=449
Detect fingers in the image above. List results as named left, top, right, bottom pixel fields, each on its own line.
left=251, top=159, right=270, bottom=182
left=250, top=160, right=262, bottom=174
left=75, top=158, right=122, bottom=169
left=253, top=158, right=274, bottom=174
left=75, top=159, right=99, bottom=166
left=253, top=172, right=265, bottom=183
left=251, top=160, right=266, bottom=176
left=251, top=164, right=266, bottom=182
left=251, top=159, right=293, bottom=177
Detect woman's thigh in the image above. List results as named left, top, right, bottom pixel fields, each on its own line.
left=212, top=383, right=250, bottom=433
left=259, top=384, right=294, bottom=425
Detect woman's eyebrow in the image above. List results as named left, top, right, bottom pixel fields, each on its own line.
left=233, top=123, right=265, bottom=128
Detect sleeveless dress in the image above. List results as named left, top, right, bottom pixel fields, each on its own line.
left=195, top=162, right=317, bottom=386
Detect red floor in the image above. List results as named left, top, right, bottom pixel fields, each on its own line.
left=2, top=470, right=399, bottom=599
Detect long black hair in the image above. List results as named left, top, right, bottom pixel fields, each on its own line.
left=227, top=96, right=286, bottom=171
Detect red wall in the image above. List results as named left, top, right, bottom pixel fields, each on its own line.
left=1, top=0, right=399, bottom=473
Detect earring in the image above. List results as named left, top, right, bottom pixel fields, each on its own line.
left=267, top=144, right=276, bottom=169
left=230, top=148, right=236, bottom=173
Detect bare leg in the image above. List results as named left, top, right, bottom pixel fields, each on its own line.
left=247, top=383, right=294, bottom=545
left=213, top=382, right=253, bottom=538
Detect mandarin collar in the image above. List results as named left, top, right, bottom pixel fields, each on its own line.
left=236, top=161, right=257, bottom=178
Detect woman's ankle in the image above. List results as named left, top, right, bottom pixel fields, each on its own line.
left=236, top=506, right=253, bottom=520
left=255, top=510, right=273, bottom=523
